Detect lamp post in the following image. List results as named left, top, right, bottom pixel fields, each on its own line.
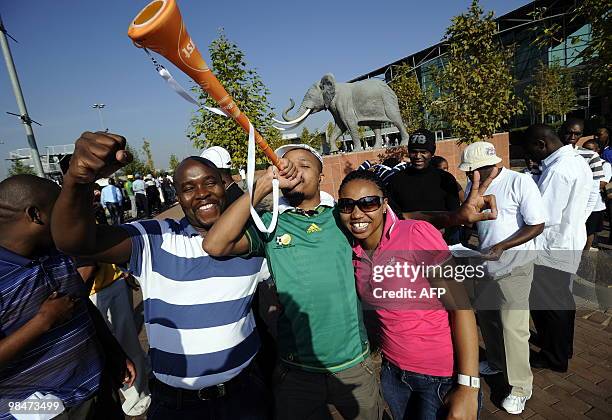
left=1, top=13, right=44, bottom=177
left=92, top=103, right=106, bottom=131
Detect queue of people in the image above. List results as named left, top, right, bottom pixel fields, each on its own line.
left=0, top=120, right=609, bottom=420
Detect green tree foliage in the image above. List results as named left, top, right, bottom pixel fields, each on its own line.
left=8, top=160, right=35, bottom=177
left=530, top=1, right=610, bottom=91
left=525, top=62, right=577, bottom=123
left=121, top=144, right=148, bottom=176
left=433, top=0, right=524, bottom=143
left=324, top=122, right=337, bottom=150
left=141, top=140, right=155, bottom=175
left=389, top=64, right=427, bottom=132
left=292, top=127, right=323, bottom=151
left=188, top=31, right=280, bottom=169
left=168, top=154, right=180, bottom=173
left=577, top=0, right=611, bottom=91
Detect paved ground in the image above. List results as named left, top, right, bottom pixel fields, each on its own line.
left=124, top=204, right=612, bottom=419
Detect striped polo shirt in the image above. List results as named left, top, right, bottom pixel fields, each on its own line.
left=121, top=218, right=265, bottom=390
left=577, top=147, right=605, bottom=180
left=0, top=247, right=102, bottom=419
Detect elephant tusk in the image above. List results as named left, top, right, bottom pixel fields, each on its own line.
left=273, top=125, right=287, bottom=131
left=272, top=108, right=311, bottom=125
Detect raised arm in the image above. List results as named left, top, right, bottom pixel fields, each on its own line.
left=51, top=132, right=133, bottom=264
left=203, top=162, right=299, bottom=256
left=405, top=168, right=498, bottom=228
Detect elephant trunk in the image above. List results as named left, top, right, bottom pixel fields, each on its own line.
left=272, top=99, right=311, bottom=126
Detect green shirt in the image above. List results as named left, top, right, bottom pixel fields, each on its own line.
left=124, top=181, right=134, bottom=197
left=248, top=192, right=369, bottom=372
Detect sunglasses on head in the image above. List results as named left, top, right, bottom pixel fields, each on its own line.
left=337, top=196, right=384, bottom=214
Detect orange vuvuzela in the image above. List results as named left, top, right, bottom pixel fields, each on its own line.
left=128, top=0, right=280, bottom=168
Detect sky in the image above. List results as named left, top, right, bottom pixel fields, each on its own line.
left=0, top=0, right=530, bottom=178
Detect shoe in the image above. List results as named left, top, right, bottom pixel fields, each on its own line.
left=529, top=351, right=567, bottom=372
left=502, top=391, right=532, bottom=415
left=479, top=360, right=502, bottom=376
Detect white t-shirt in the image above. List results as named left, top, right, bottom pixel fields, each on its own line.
left=467, top=168, right=546, bottom=276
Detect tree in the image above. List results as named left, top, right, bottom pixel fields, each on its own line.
left=576, top=0, right=611, bottom=91
left=433, top=0, right=524, bottom=143
left=389, top=64, right=426, bottom=132
left=121, top=144, right=148, bottom=176
left=525, top=62, right=576, bottom=123
left=168, top=154, right=180, bottom=173
left=8, top=160, right=35, bottom=176
left=299, top=127, right=323, bottom=151
left=141, top=140, right=155, bottom=175
left=188, top=31, right=280, bottom=169
left=531, top=1, right=611, bottom=92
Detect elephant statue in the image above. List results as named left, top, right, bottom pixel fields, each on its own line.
left=273, top=73, right=409, bottom=152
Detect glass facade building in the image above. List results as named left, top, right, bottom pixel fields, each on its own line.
left=348, top=0, right=603, bottom=144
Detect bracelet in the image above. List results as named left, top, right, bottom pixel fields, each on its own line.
left=457, top=373, right=480, bottom=389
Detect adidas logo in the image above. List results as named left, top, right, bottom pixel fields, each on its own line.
left=306, top=223, right=322, bottom=234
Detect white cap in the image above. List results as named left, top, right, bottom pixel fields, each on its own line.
left=275, top=144, right=323, bottom=164
left=200, top=146, right=232, bottom=169
left=458, top=141, right=502, bottom=171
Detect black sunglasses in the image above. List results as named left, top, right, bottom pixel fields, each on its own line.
left=338, top=196, right=384, bottom=214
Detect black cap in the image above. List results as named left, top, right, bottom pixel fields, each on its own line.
left=408, top=129, right=436, bottom=154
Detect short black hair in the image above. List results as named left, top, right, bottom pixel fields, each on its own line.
left=430, top=156, right=448, bottom=169
left=582, top=139, right=599, bottom=150
left=339, top=169, right=387, bottom=197
left=0, top=175, right=60, bottom=221
left=560, top=118, right=584, bottom=136
left=381, top=157, right=400, bottom=167
left=174, top=156, right=222, bottom=189
left=525, top=124, right=560, bottom=145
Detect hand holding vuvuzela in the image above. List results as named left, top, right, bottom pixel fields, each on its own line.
left=127, top=0, right=281, bottom=168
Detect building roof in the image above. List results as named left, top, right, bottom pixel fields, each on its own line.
left=348, top=0, right=580, bottom=83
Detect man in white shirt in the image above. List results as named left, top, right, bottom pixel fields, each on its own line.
left=523, top=124, right=592, bottom=373
left=460, top=142, right=545, bottom=415
left=101, top=177, right=124, bottom=225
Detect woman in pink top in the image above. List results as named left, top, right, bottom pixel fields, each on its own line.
left=338, top=170, right=480, bottom=420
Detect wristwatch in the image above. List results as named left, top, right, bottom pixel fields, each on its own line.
left=457, top=373, right=480, bottom=389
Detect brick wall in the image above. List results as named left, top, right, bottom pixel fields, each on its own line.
left=320, top=132, right=510, bottom=198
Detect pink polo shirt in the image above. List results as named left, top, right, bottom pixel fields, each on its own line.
left=352, top=208, right=454, bottom=377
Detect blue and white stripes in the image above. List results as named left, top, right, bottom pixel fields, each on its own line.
left=122, top=218, right=265, bottom=390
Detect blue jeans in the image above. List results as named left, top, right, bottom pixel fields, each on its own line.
left=381, top=359, right=481, bottom=420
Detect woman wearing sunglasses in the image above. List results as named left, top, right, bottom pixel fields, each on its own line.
left=337, top=170, right=480, bottom=420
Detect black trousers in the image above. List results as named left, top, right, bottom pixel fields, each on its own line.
left=135, top=193, right=149, bottom=217
left=105, top=202, right=123, bottom=226
left=529, top=265, right=576, bottom=371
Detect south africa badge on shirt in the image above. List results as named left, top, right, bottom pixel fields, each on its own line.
left=275, top=233, right=292, bottom=247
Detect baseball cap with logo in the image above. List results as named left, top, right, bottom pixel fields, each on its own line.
left=408, top=129, right=436, bottom=154
left=200, top=146, right=232, bottom=169
left=275, top=144, right=324, bottom=165
left=458, top=141, right=502, bottom=172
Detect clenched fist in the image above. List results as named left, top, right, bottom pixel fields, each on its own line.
left=66, top=131, right=132, bottom=183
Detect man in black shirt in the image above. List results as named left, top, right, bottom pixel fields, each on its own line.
left=388, top=129, right=461, bottom=213
left=200, top=146, right=244, bottom=205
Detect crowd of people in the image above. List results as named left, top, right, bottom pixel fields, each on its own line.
left=91, top=173, right=177, bottom=225
left=0, top=119, right=610, bottom=420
